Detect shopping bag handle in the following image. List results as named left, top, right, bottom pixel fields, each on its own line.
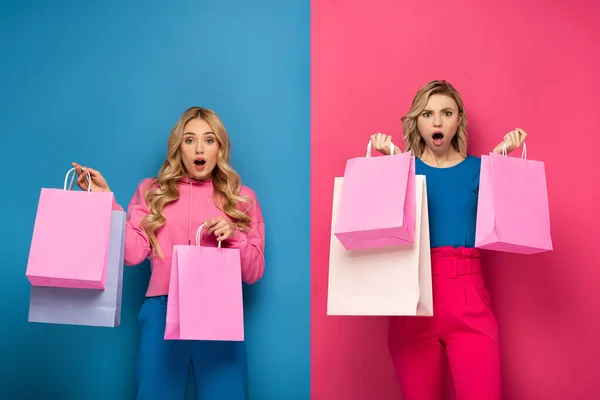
left=64, top=167, right=92, bottom=192
left=501, top=140, right=527, bottom=159
left=366, top=140, right=396, bottom=157
left=195, top=223, right=222, bottom=248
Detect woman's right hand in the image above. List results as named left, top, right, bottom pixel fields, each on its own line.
left=370, top=132, right=397, bottom=155
left=71, top=162, right=111, bottom=192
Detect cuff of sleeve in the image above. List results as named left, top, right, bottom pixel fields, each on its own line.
left=112, top=197, right=124, bottom=211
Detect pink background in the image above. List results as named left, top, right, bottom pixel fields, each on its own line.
left=311, top=1, right=600, bottom=399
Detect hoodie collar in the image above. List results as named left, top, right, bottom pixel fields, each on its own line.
left=178, top=175, right=212, bottom=186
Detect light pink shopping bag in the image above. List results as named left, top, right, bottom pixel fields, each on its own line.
left=165, top=225, right=244, bottom=341
left=475, top=143, right=553, bottom=254
left=334, top=141, right=416, bottom=250
left=26, top=168, right=113, bottom=289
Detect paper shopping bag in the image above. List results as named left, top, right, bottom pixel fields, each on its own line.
left=333, top=142, right=416, bottom=251
left=327, top=174, right=433, bottom=316
left=26, top=168, right=114, bottom=289
left=28, top=210, right=126, bottom=327
left=165, top=225, right=244, bottom=341
left=475, top=144, right=553, bottom=254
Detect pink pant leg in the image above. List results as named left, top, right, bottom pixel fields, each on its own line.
left=443, top=273, right=502, bottom=400
left=388, top=316, right=444, bottom=400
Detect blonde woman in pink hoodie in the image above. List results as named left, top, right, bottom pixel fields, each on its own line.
left=72, top=106, right=265, bottom=400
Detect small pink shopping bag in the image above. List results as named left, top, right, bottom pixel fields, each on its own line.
left=475, top=143, right=553, bottom=254
left=165, top=224, right=244, bottom=341
left=334, top=141, right=416, bottom=250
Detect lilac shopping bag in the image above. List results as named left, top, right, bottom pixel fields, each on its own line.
left=28, top=210, right=125, bottom=327
left=475, top=143, right=553, bottom=254
left=26, top=168, right=114, bottom=289
left=165, top=224, right=244, bottom=341
left=333, top=141, right=416, bottom=251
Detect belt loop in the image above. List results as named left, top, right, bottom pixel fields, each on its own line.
left=442, top=247, right=453, bottom=258
left=446, top=258, right=458, bottom=279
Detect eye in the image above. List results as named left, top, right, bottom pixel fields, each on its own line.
left=185, top=138, right=194, bottom=144
left=422, top=112, right=431, bottom=117
left=444, top=111, right=453, bottom=116
left=206, top=137, right=215, bottom=144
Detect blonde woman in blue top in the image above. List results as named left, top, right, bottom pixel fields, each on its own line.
left=371, top=80, right=527, bottom=400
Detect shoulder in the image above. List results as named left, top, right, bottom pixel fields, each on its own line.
left=464, top=156, right=481, bottom=186
left=464, top=155, right=481, bottom=169
left=239, top=185, right=258, bottom=199
left=126, top=178, right=156, bottom=208
left=238, top=185, right=263, bottom=215
left=137, top=177, right=158, bottom=192
left=130, top=178, right=158, bottom=200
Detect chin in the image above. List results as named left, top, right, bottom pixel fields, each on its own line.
left=427, top=143, right=450, bottom=151
left=189, top=168, right=214, bottom=181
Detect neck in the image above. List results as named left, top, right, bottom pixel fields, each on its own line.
left=420, top=146, right=463, bottom=167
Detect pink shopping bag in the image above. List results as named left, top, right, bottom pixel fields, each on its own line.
left=475, top=143, right=553, bottom=254
left=334, top=141, right=416, bottom=250
left=26, top=168, right=113, bottom=289
left=165, top=224, right=244, bottom=341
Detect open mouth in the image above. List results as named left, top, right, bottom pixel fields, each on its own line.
left=432, top=132, right=444, bottom=145
left=194, top=159, right=206, bottom=166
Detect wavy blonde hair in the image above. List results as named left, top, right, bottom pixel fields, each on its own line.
left=401, top=80, right=468, bottom=158
left=142, top=106, right=252, bottom=258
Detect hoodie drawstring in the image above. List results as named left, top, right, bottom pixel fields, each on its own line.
left=189, top=180, right=192, bottom=245
left=188, top=179, right=214, bottom=246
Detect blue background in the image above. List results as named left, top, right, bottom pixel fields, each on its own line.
left=0, top=1, right=310, bottom=399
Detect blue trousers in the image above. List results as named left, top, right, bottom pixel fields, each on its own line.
left=134, top=296, right=248, bottom=400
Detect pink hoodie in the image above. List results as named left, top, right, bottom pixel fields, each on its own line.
left=112, top=176, right=265, bottom=297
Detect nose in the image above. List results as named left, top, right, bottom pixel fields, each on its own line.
left=196, top=141, right=204, bottom=154
left=433, top=114, right=442, bottom=127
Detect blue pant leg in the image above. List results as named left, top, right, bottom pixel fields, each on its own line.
left=191, top=340, right=248, bottom=400
left=135, top=297, right=191, bottom=400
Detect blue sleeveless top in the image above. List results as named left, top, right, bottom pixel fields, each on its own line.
left=415, top=155, right=481, bottom=249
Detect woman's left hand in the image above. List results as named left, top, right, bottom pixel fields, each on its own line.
left=493, top=128, right=528, bottom=154
left=204, top=216, right=237, bottom=242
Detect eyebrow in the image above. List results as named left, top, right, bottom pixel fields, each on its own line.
left=183, top=131, right=216, bottom=136
left=422, top=108, right=456, bottom=112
